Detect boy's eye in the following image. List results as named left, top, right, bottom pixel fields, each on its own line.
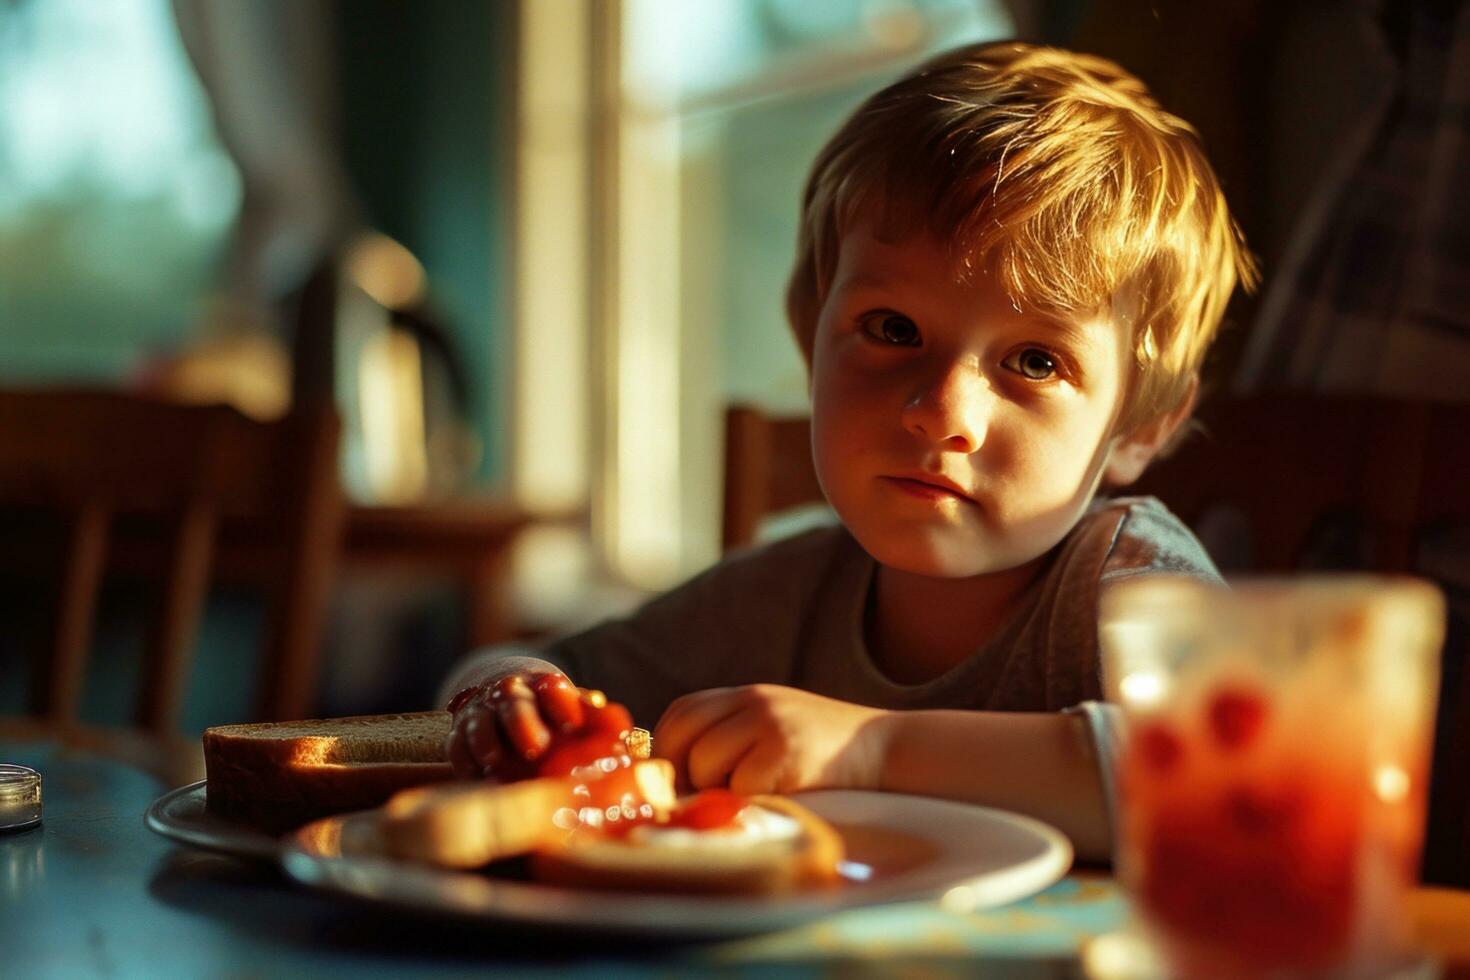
left=863, top=313, right=920, bottom=347
left=1003, top=347, right=1059, bottom=381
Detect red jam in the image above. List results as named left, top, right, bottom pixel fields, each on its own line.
left=669, top=789, right=748, bottom=831
left=1206, top=685, right=1270, bottom=752
left=452, top=677, right=752, bottom=840
left=446, top=684, right=482, bottom=714
left=472, top=678, right=658, bottom=836
left=1122, top=684, right=1372, bottom=975
left=463, top=675, right=636, bottom=784
left=532, top=694, right=634, bottom=771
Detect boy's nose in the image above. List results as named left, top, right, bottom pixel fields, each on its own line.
left=901, top=359, right=991, bottom=453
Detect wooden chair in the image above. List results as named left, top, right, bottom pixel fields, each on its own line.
left=721, top=394, right=1470, bottom=884
left=0, top=388, right=343, bottom=781
left=721, top=404, right=826, bottom=552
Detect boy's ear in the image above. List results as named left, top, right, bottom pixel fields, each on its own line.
left=1103, top=376, right=1199, bottom=488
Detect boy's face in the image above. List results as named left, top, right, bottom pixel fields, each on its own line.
left=809, top=216, right=1133, bottom=578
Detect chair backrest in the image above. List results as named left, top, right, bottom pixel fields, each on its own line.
left=0, top=387, right=343, bottom=735
left=721, top=393, right=1470, bottom=883
left=721, top=405, right=826, bottom=553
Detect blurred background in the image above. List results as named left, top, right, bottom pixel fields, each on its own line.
left=1, top=0, right=1464, bottom=737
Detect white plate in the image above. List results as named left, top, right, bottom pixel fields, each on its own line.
left=279, top=790, right=1073, bottom=939
left=145, top=781, right=281, bottom=861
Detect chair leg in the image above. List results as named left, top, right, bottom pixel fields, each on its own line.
left=137, top=503, right=216, bottom=735
left=254, top=404, right=343, bottom=721
left=1452, top=650, right=1470, bottom=886
left=468, top=549, right=515, bottom=648
left=35, top=503, right=109, bottom=724
left=722, top=407, right=772, bottom=552
left=257, top=569, right=333, bottom=722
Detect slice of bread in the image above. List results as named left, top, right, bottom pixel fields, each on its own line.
left=379, top=775, right=579, bottom=868
left=204, top=711, right=455, bottom=833
left=528, top=794, right=845, bottom=895
left=379, top=758, right=677, bottom=869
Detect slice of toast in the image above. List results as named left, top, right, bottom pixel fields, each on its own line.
left=378, top=758, right=677, bottom=869
left=528, top=794, right=845, bottom=895
left=203, top=711, right=455, bottom=833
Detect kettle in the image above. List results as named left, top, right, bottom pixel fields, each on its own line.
left=292, top=238, right=481, bottom=504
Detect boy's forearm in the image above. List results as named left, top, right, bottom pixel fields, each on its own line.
left=434, top=648, right=564, bottom=707
left=875, top=709, right=1112, bottom=862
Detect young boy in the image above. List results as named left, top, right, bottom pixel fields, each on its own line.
left=440, top=41, right=1255, bottom=861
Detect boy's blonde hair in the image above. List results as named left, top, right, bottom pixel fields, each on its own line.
left=786, top=41, right=1258, bottom=434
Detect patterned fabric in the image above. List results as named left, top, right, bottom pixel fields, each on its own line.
left=1235, top=0, right=1470, bottom=398
left=1230, top=0, right=1470, bottom=884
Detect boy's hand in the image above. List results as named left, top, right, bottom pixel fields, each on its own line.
left=446, top=669, right=587, bottom=779
left=652, top=684, right=890, bottom=795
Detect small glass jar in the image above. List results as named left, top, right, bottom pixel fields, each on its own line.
left=0, top=765, right=41, bottom=832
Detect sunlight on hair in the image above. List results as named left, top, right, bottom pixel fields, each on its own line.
left=787, top=42, right=1258, bottom=435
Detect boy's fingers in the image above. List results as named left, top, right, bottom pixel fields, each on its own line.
left=462, top=702, right=503, bottom=774
left=685, top=707, right=762, bottom=791
left=654, top=687, right=735, bottom=740
left=491, top=672, right=536, bottom=702
left=497, top=695, right=552, bottom=760
left=653, top=688, right=742, bottom=781
left=729, top=739, right=785, bottom=796
left=533, top=673, right=585, bottom=732
left=651, top=689, right=716, bottom=753
left=446, top=726, right=478, bottom=779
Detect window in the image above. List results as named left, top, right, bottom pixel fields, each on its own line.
left=0, top=0, right=241, bottom=381
left=513, top=0, right=1012, bottom=615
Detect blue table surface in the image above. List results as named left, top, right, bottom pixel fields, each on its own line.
left=0, top=741, right=1127, bottom=978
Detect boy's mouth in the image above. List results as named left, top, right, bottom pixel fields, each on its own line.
left=880, top=473, right=975, bottom=504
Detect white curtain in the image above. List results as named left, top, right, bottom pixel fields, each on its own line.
left=171, top=0, right=362, bottom=323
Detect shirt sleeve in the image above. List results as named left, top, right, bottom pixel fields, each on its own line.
left=1101, top=495, right=1224, bottom=586
left=1062, top=498, right=1216, bottom=857
left=1063, top=699, right=1125, bottom=855
left=527, top=528, right=847, bottom=728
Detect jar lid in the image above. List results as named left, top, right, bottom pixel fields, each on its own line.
left=0, top=764, right=41, bottom=832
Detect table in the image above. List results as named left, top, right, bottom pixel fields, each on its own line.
left=0, top=741, right=1110, bottom=978
left=4, top=741, right=1467, bottom=979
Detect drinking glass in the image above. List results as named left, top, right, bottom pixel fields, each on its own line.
left=1099, top=576, right=1444, bottom=979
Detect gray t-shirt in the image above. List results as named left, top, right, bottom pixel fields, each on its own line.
left=532, top=495, right=1220, bottom=727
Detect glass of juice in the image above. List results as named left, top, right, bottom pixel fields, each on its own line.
left=1099, top=576, right=1444, bottom=979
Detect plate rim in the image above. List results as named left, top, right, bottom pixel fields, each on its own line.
left=279, top=788, right=1074, bottom=938
left=145, top=780, right=283, bottom=861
